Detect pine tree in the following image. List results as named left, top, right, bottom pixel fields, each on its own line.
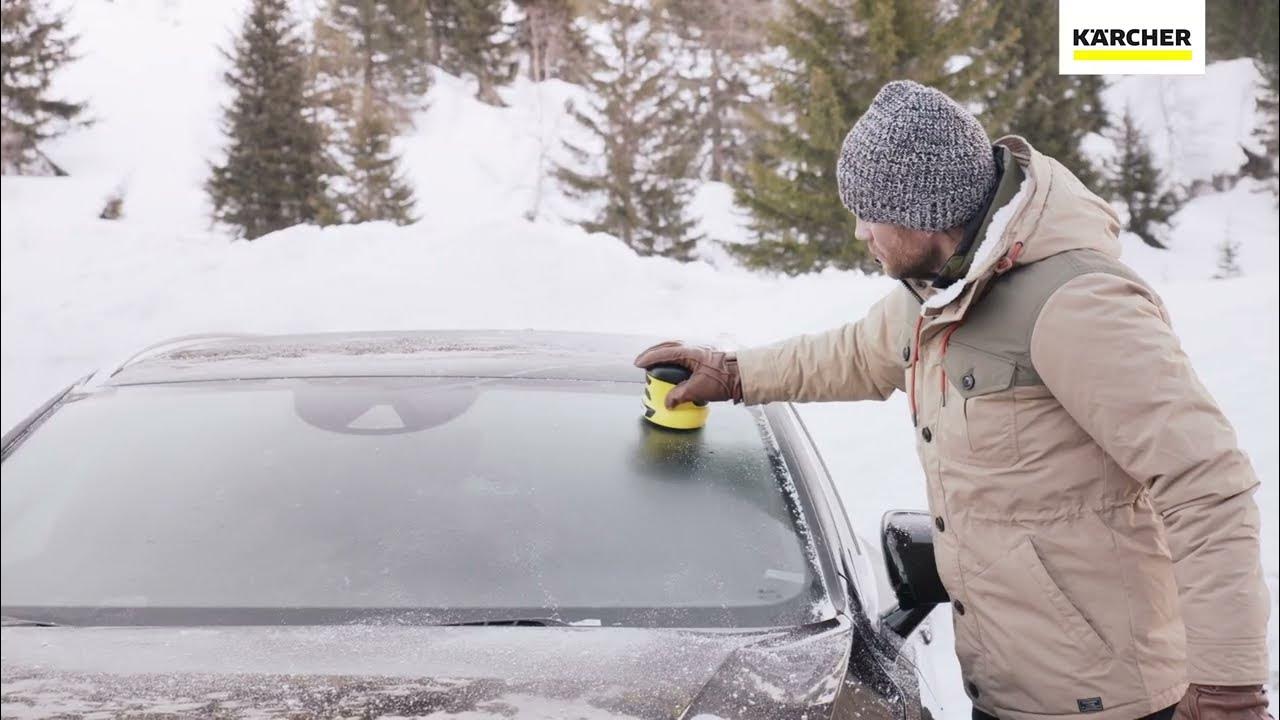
left=556, top=0, right=700, bottom=261
left=1200, top=0, right=1278, bottom=189
left=0, top=0, right=87, bottom=175
left=313, top=0, right=431, bottom=128
left=732, top=0, right=1000, bottom=275
left=667, top=0, right=772, bottom=184
left=513, top=0, right=585, bottom=82
left=341, top=96, right=417, bottom=224
left=1213, top=237, right=1242, bottom=280
left=312, top=0, right=419, bottom=224
left=1102, top=108, right=1180, bottom=249
left=1207, top=0, right=1277, bottom=63
left=1257, top=66, right=1278, bottom=187
left=1252, top=0, right=1278, bottom=188
left=980, top=0, right=1107, bottom=187
left=426, top=0, right=514, bottom=105
left=98, top=185, right=124, bottom=220
left=207, top=0, right=336, bottom=240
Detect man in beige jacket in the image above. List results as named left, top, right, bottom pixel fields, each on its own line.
left=634, top=81, right=1272, bottom=720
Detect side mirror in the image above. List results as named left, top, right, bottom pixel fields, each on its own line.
left=880, top=510, right=949, bottom=637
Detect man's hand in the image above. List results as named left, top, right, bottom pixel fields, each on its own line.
left=632, top=341, right=743, bottom=408
left=1173, top=684, right=1271, bottom=720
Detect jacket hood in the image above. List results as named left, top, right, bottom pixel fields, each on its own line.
left=921, top=136, right=1122, bottom=313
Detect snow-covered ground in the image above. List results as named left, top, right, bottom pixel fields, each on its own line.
left=2, top=0, right=1277, bottom=715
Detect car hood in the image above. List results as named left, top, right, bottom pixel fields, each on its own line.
left=1, top=619, right=857, bottom=719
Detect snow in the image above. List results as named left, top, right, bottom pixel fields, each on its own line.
left=2, top=0, right=1278, bottom=716
left=1084, top=58, right=1268, bottom=187
left=689, top=181, right=753, bottom=268
left=1120, top=178, right=1279, bottom=283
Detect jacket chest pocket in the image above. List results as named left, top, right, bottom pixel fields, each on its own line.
left=941, top=343, right=1020, bottom=467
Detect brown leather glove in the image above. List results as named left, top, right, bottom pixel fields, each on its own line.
left=632, top=341, right=744, bottom=408
left=1173, top=684, right=1271, bottom=720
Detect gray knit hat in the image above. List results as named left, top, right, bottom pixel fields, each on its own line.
left=837, top=80, right=997, bottom=231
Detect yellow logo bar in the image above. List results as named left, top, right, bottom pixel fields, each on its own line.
left=1072, top=49, right=1193, bottom=61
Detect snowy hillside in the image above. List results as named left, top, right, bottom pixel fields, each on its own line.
left=2, top=0, right=1277, bottom=715
left=1094, top=59, right=1269, bottom=188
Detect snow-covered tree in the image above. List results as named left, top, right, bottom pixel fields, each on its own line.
left=1253, top=1, right=1278, bottom=190
left=312, top=0, right=419, bottom=224
left=340, top=97, right=416, bottom=224
left=513, top=0, right=585, bottom=82
left=426, top=0, right=513, bottom=105
left=207, top=0, right=336, bottom=240
left=1202, top=0, right=1277, bottom=191
left=98, top=186, right=124, bottom=220
left=312, top=0, right=431, bottom=128
left=1213, top=237, right=1242, bottom=280
left=668, top=0, right=772, bottom=184
left=1102, top=108, right=1180, bottom=249
left=556, top=0, right=701, bottom=261
left=0, top=0, right=87, bottom=175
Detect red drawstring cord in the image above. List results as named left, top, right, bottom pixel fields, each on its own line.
left=939, top=322, right=962, bottom=404
left=912, top=242, right=1022, bottom=420
left=908, top=315, right=925, bottom=426
left=910, top=317, right=964, bottom=421
left=1010, top=240, right=1026, bottom=263
left=995, top=241, right=1026, bottom=274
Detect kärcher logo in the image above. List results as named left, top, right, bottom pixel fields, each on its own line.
left=1070, top=26, right=1194, bottom=62
left=1072, top=28, right=1191, bottom=47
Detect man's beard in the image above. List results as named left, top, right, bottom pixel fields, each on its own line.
left=894, top=244, right=949, bottom=281
left=899, top=262, right=940, bottom=280
left=883, top=253, right=942, bottom=281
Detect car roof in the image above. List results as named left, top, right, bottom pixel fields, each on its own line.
left=98, top=329, right=720, bottom=387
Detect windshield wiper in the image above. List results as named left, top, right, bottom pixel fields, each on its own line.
left=440, top=617, right=573, bottom=627
left=1, top=615, right=63, bottom=627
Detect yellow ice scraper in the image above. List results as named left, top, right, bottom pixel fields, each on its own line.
left=642, top=365, right=709, bottom=430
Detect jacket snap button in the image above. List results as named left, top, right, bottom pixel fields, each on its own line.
left=934, top=516, right=945, bottom=532
left=966, top=680, right=980, bottom=698
left=954, top=600, right=965, bottom=615
left=921, top=427, right=932, bottom=443
left=962, top=373, right=975, bottom=390
left=902, top=346, right=911, bottom=362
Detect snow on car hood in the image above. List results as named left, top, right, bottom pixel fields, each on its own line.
left=1, top=619, right=856, bottom=719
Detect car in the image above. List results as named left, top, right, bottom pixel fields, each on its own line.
left=1, top=329, right=950, bottom=719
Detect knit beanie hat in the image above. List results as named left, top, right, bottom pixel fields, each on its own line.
left=837, top=80, right=997, bottom=231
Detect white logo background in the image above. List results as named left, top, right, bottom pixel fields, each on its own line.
left=1059, top=0, right=1205, bottom=76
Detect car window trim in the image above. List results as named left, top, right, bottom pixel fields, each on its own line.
left=762, top=404, right=847, bottom=618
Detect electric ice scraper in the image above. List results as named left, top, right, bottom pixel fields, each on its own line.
left=642, top=364, right=709, bottom=430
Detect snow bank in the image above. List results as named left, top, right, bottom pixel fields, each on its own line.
left=1086, top=58, right=1267, bottom=186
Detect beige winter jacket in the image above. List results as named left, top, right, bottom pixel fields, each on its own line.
left=735, top=136, right=1270, bottom=720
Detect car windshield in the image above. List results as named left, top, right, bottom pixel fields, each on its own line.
left=1, top=377, right=828, bottom=628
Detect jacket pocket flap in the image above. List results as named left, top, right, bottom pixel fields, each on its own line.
left=943, top=342, right=1017, bottom=398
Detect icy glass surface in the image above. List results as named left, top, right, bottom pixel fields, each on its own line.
left=2, top=377, right=820, bottom=627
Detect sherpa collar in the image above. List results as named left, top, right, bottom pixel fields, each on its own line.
left=921, top=148, right=1034, bottom=311
left=932, top=146, right=1018, bottom=289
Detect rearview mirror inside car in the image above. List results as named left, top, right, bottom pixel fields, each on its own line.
left=880, top=510, right=950, bottom=637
